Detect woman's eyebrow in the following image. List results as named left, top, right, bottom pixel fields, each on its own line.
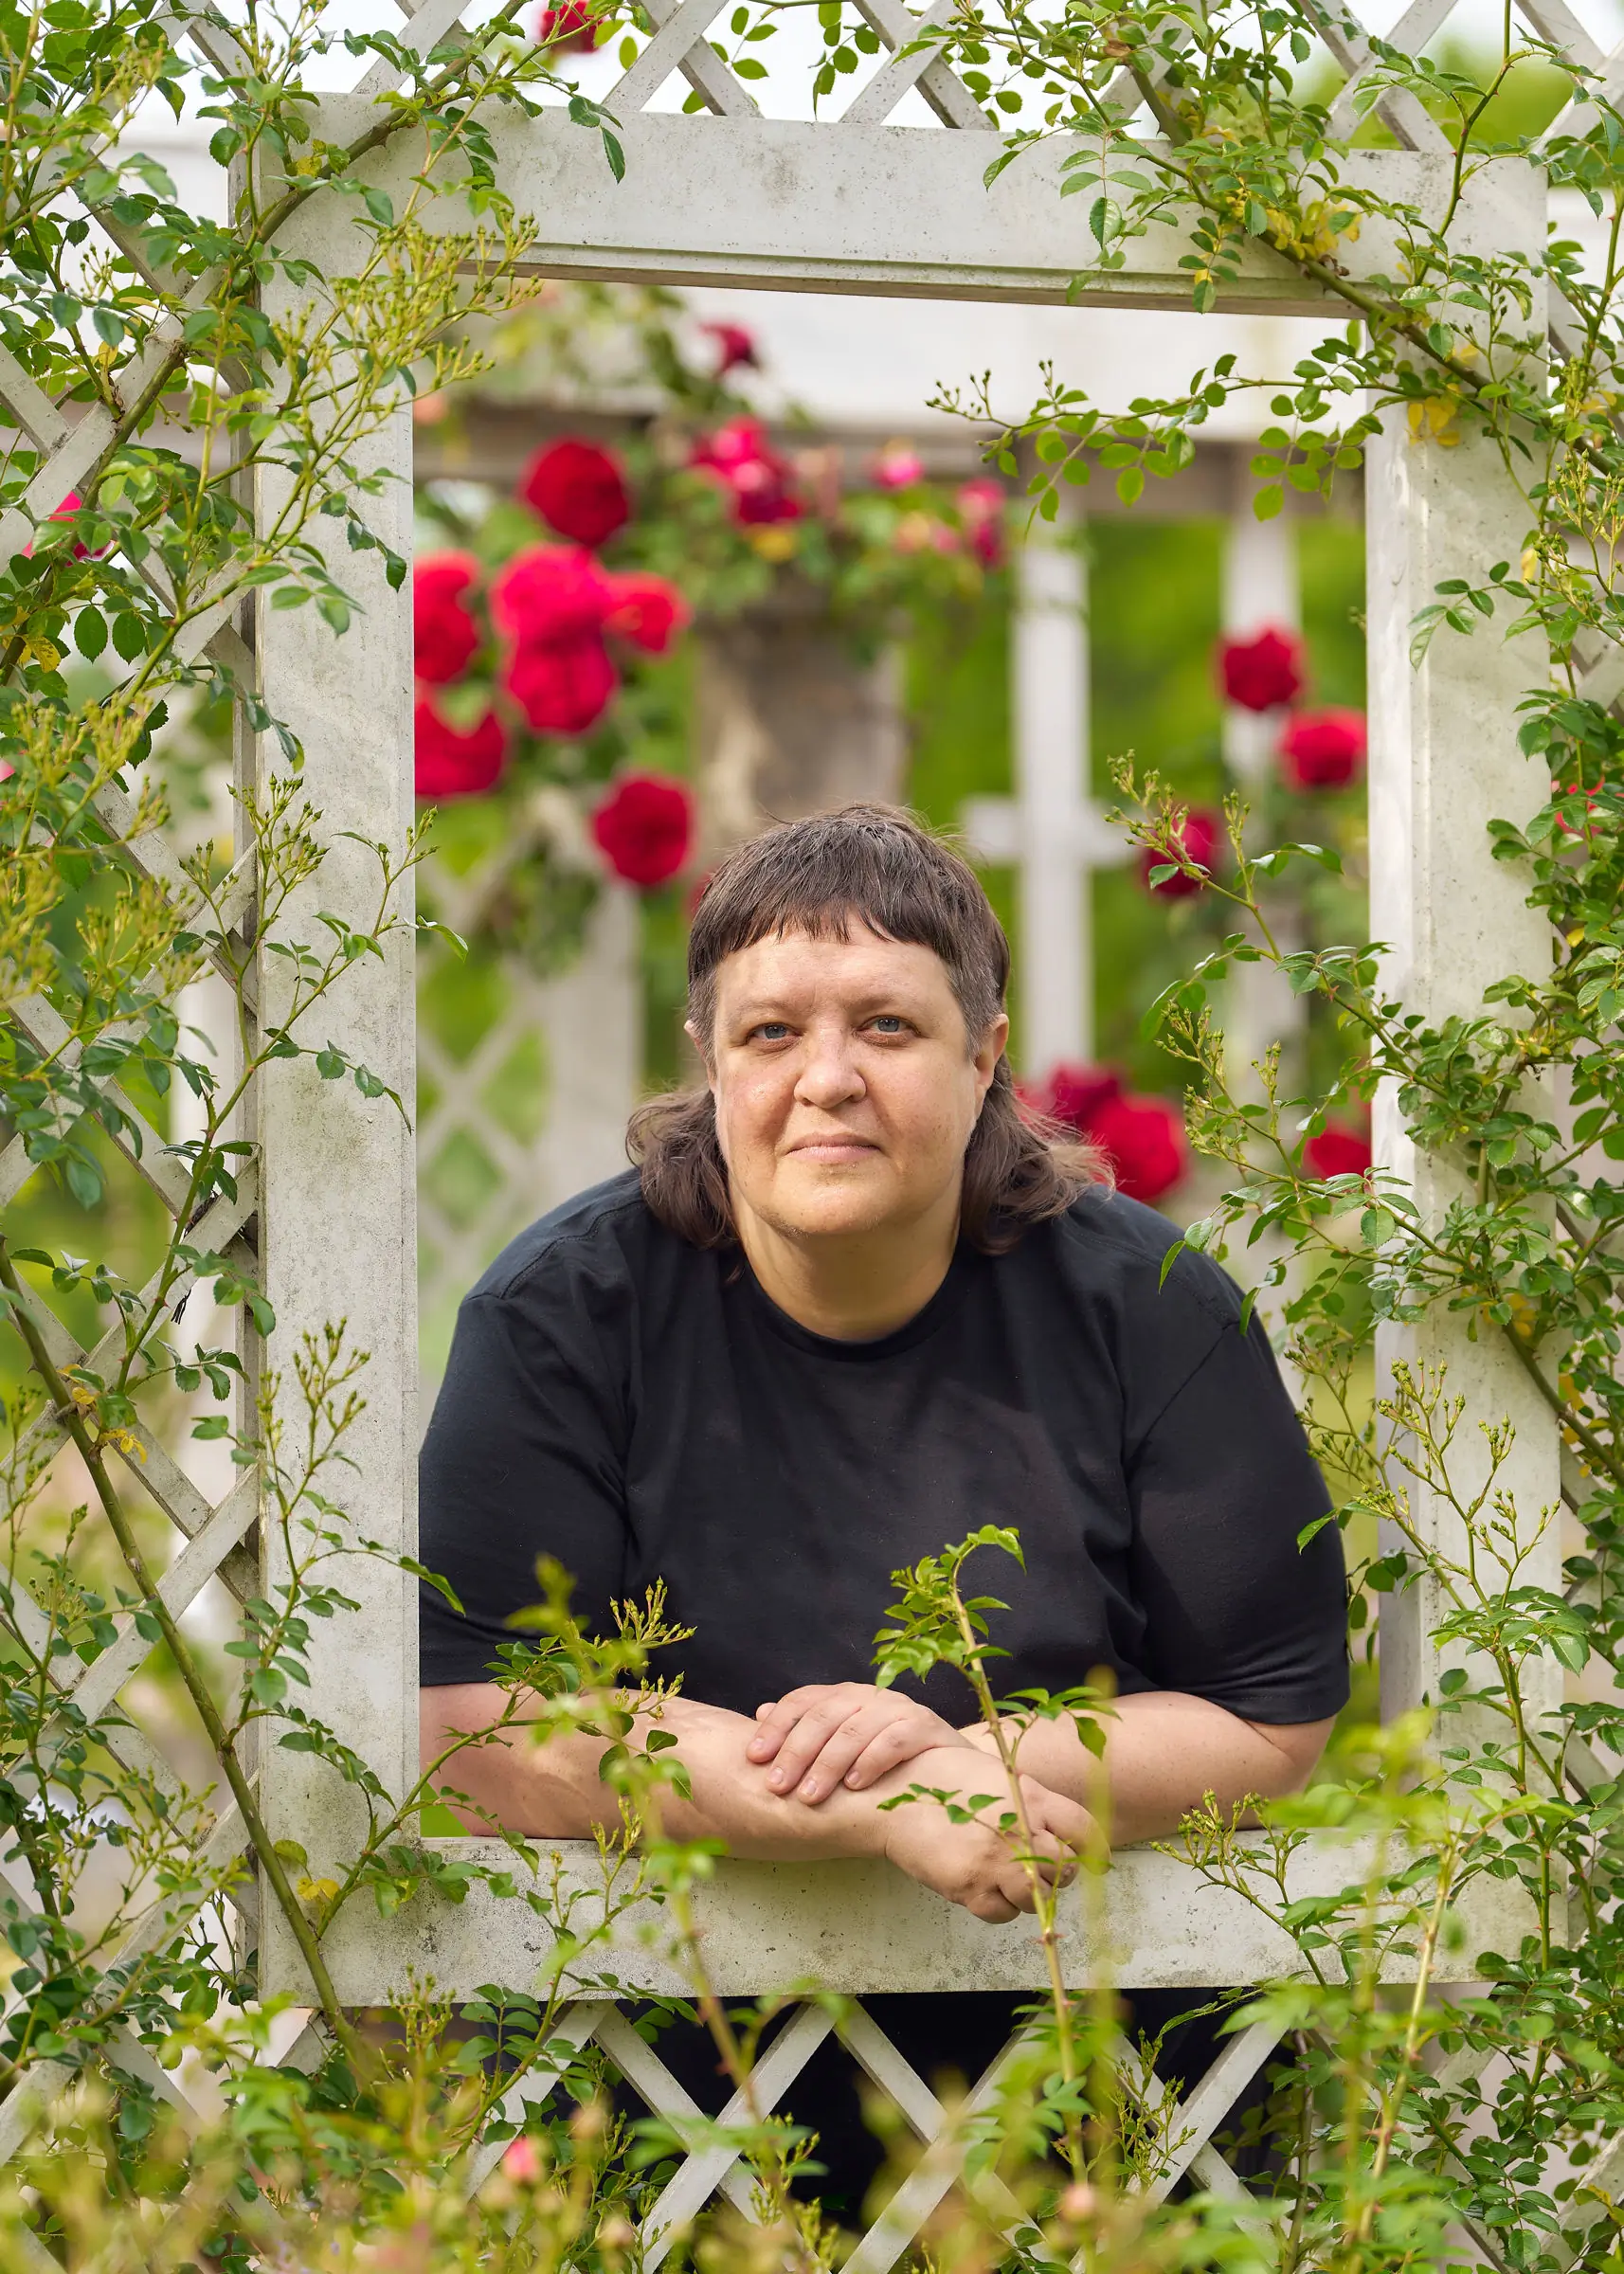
left=728, top=991, right=925, bottom=1022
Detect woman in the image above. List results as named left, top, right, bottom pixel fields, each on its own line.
left=418, top=803, right=1347, bottom=2205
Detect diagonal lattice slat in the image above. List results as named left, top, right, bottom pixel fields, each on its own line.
left=606, top=0, right=764, bottom=117
left=842, top=0, right=994, bottom=130
left=0, top=29, right=271, bottom=2172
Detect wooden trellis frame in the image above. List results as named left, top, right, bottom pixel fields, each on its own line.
left=3, top=0, right=1618, bottom=2247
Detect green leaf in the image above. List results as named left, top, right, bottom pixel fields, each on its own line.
left=111, top=612, right=146, bottom=662
left=74, top=605, right=107, bottom=660
left=64, top=1153, right=102, bottom=1209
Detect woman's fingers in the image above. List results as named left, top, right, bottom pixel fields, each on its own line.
left=783, top=1716, right=877, bottom=1798
left=1021, top=1828, right=1077, bottom=1888
left=746, top=1684, right=848, bottom=1764
left=842, top=1717, right=959, bottom=1791
left=749, top=1687, right=875, bottom=1793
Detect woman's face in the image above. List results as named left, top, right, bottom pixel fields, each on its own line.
left=695, top=924, right=1006, bottom=1244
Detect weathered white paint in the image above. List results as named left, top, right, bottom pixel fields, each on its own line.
left=1365, top=168, right=1562, bottom=1732
left=253, top=228, right=419, bottom=1992
left=325, top=112, right=1528, bottom=312
left=315, top=1834, right=1533, bottom=2002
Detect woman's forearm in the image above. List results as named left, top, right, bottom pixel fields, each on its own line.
left=421, top=1684, right=897, bottom=1860
left=961, top=1690, right=1333, bottom=1846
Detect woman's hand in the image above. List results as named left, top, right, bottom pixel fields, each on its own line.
left=875, top=1746, right=1091, bottom=1922
left=747, top=1681, right=974, bottom=1803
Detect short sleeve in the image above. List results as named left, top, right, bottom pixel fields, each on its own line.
left=1126, top=1314, right=1349, bottom=1723
left=418, top=1278, right=632, bottom=1686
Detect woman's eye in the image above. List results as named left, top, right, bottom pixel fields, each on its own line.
left=869, top=1015, right=909, bottom=1035
left=750, top=1022, right=791, bottom=1042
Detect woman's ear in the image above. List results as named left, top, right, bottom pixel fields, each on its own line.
left=973, top=1014, right=1010, bottom=1102
left=684, top=1018, right=717, bottom=1092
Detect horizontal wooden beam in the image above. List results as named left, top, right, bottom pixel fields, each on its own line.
left=309, top=1835, right=1530, bottom=2003
left=313, top=105, right=1534, bottom=314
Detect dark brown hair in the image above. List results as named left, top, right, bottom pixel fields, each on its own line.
left=627, top=803, right=1107, bottom=1253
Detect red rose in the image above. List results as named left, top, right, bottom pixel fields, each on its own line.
left=1140, top=807, right=1220, bottom=899
left=414, top=699, right=507, bottom=798
left=700, top=322, right=758, bottom=375
left=1278, top=707, right=1366, bottom=790
left=1090, top=1092, right=1187, bottom=1204
left=413, top=552, right=481, bottom=685
left=590, top=773, right=695, bottom=888
left=604, top=571, right=690, bottom=656
left=490, top=546, right=615, bottom=647
left=1027, top=1063, right=1185, bottom=1201
left=518, top=440, right=630, bottom=549
left=1218, top=625, right=1304, bottom=713
left=534, top=0, right=601, bottom=45
left=1303, top=1124, right=1372, bottom=1179
left=690, top=418, right=803, bottom=527
left=505, top=639, right=618, bottom=736
left=1035, top=1062, right=1123, bottom=1130
left=27, top=490, right=104, bottom=561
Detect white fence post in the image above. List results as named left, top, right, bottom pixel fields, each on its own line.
left=962, top=514, right=1125, bottom=1072
left=1366, top=318, right=1563, bottom=1729
left=250, top=333, right=418, bottom=1984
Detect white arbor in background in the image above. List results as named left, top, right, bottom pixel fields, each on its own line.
left=416, top=885, right=640, bottom=1387
left=1220, top=474, right=1308, bottom=1098
left=963, top=513, right=1126, bottom=1068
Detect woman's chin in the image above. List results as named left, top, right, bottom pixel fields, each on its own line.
left=767, top=1165, right=899, bottom=1239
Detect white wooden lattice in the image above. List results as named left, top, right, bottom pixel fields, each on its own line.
left=1, top=0, right=1619, bottom=2252
left=416, top=880, right=640, bottom=1389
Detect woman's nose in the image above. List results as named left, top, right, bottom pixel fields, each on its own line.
left=795, top=1031, right=865, bottom=1107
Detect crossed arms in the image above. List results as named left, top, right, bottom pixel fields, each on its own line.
left=420, top=1679, right=1332, bottom=1923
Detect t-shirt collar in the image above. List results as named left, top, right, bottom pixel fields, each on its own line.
left=737, top=1245, right=969, bottom=1360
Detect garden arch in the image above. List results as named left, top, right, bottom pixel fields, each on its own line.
left=1, top=0, right=1610, bottom=2250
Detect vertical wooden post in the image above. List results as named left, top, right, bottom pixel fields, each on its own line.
left=1365, top=219, right=1563, bottom=1732
left=963, top=513, right=1124, bottom=1073
left=1012, top=516, right=1092, bottom=1070
left=1220, top=470, right=1306, bottom=1101
left=250, top=280, right=418, bottom=1989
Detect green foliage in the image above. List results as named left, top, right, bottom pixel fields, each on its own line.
left=5, top=0, right=1624, bottom=2264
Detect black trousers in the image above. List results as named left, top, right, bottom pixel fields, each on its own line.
left=614, top=1990, right=1279, bottom=2225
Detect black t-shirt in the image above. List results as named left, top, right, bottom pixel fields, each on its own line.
left=419, top=1172, right=1348, bottom=1725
